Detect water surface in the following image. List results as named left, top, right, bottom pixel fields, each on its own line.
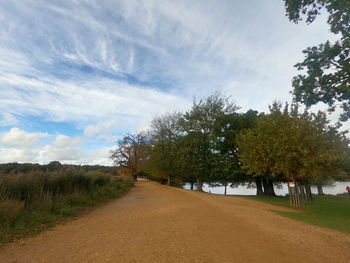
left=183, top=181, right=350, bottom=196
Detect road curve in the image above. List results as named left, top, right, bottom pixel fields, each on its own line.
left=0, top=180, right=349, bottom=263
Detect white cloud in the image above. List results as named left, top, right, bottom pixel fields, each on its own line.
left=0, top=72, right=191, bottom=123
left=0, top=127, right=48, bottom=148
left=0, top=148, right=36, bottom=163
left=0, top=113, right=18, bottom=126
left=78, top=146, right=116, bottom=166
left=84, top=119, right=119, bottom=138
left=40, top=135, right=81, bottom=163
left=0, top=128, right=114, bottom=165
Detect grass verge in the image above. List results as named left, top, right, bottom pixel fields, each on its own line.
left=249, top=194, right=350, bottom=234
left=0, top=175, right=133, bottom=244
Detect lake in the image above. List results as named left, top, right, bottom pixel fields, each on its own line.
left=183, top=181, right=350, bottom=196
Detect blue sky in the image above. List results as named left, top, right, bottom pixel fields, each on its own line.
left=0, top=0, right=343, bottom=165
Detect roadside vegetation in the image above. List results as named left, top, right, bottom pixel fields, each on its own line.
left=0, top=163, right=133, bottom=244
left=250, top=194, right=350, bottom=234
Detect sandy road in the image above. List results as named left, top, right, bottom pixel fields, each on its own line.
left=1, top=180, right=349, bottom=263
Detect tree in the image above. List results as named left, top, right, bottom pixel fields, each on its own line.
left=145, top=112, right=182, bottom=185
left=283, top=0, right=350, bottom=121
left=46, top=161, right=62, bottom=172
left=237, top=102, right=349, bottom=205
left=210, top=110, right=259, bottom=195
left=111, top=133, right=148, bottom=181
left=178, top=93, right=240, bottom=191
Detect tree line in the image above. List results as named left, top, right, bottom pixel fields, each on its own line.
left=0, top=161, right=117, bottom=175
left=111, top=93, right=350, bottom=205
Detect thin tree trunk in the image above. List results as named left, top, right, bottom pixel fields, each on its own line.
left=295, top=183, right=301, bottom=207
left=255, top=177, right=264, bottom=196
left=288, top=185, right=295, bottom=207
left=262, top=178, right=269, bottom=195
left=190, top=182, right=194, bottom=190
left=268, top=179, right=276, bottom=196
left=317, top=184, right=324, bottom=195
left=299, top=184, right=306, bottom=204
left=224, top=182, right=227, bottom=195
left=196, top=178, right=203, bottom=192
left=305, top=184, right=313, bottom=203
left=167, top=175, right=171, bottom=186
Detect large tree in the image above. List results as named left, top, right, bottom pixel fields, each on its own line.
left=145, top=112, right=182, bottom=185
left=237, top=102, right=349, bottom=205
left=178, top=93, right=240, bottom=191
left=283, top=0, right=350, bottom=121
left=209, top=110, right=259, bottom=195
left=111, top=133, right=148, bottom=181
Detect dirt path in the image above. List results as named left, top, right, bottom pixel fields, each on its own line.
left=1, top=180, right=349, bottom=263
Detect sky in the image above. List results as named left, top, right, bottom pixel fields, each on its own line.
left=0, top=0, right=343, bottom=165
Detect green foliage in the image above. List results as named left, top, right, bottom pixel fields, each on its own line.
left=140, top=93, right=259, bottom=190
left=143, top=112, right=182, bottom=184
left=237, top=102, right=349, bottom=183
left=283, top=0, right=350, bottom=121
left=176, top=93, right=240, bottom=189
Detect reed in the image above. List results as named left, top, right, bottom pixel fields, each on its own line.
left=0, top=170, right=133, bottom=243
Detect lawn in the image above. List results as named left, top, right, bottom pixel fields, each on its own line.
left=249, top=194, right=350, bottom=234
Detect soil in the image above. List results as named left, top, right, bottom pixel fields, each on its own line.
left=1, top=180, right=349, bottom=263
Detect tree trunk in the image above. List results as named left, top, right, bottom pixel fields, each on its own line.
left=167, top=175, right=171, bottom=186
left=196, top=178, right=203, bottom=191
left=268, top=179, right=276, bottom=196
left=262, top=178, right=275, bottom=196
left=317, top=184, right=324, bottom=195
left=288, top=185, right=295, bottom=207
left=190, top=182, right=194, bottom=190
left=224, top=182, right=227, bottom=195
left=255, top=177, right=264, bottom=196
left=299, top=184, right=307, bottom=204
left=305, top=184, right=313, bottom=203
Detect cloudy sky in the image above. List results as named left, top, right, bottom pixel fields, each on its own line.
left=0, top=0, right=340, bottom=165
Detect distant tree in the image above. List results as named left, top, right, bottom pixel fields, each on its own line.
left=111, top=133, right=148, bottom=181
left=145, top=112, right=182, bottom=185
left=46, top=161, right=62, bottom=172
left=283, top=0, right=350, bottom=121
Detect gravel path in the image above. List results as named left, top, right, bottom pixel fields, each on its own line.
left=1, top=180, right=349, bottom=263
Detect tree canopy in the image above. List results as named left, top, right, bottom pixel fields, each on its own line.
left=237, top=102, right=349, bottom=184
left=283, top=0, right=350, bottom=121
left=111, top=133, right=148, bottom=181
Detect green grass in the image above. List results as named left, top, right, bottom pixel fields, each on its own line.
left=0, top=175, right=133, bottom=244
left=249, top=194, right=350, bottom=234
